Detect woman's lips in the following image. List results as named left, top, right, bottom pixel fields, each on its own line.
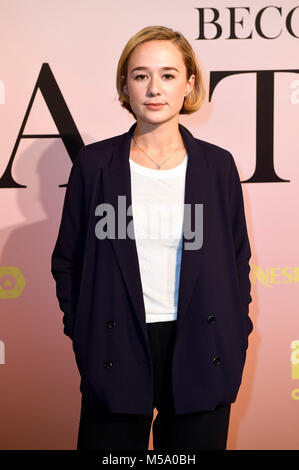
left=145, top=104, right=165, bottom=109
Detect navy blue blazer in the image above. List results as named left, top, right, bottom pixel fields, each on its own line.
left=51, top=121, right=253, bottom=416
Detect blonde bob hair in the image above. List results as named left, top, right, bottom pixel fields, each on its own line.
left=116, top=25, right=205, bottom=120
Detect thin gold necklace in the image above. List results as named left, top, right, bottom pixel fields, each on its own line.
left=132, top=133, right=182, bottom=170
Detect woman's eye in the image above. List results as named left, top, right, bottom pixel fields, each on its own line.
left=134, top=74, right=175, bottom=80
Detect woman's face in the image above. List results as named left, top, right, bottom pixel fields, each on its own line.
left=123, top=40, right=195, bottom=125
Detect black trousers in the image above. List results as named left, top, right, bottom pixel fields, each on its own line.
left=76, top=320, right=231, bottom=450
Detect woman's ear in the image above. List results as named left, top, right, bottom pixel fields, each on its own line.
left=121, top=75, right=128, bottom=96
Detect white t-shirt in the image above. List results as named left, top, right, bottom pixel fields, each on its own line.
left=129, top=154, right=188, bottom=323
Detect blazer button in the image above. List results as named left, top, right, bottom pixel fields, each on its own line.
left=212, top=356, right=221, bottom=366
left=207, top=315, right=216, bottom=324
left=106, top=321, right=116, bottom=329
left=104, top=361, right=113, bottom=369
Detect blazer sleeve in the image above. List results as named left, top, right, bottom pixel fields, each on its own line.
left=51, top=147, right=86, bottom=340
left=228, top=152, right=253, bottom=338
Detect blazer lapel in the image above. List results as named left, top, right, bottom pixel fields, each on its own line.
left=101, top=122, right=215, bottom=334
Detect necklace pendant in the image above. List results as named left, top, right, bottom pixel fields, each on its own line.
left=157, top=164, right=161, bottom=169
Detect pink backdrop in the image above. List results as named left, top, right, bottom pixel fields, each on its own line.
left=0, top=0, right=298, bottom=449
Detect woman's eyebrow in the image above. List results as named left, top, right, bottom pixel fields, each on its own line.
left=130, top=66, right=180, bottom=74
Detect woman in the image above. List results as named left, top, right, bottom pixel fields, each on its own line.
left=51, top=25, right=253, bottom=450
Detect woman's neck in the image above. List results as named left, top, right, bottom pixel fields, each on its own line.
left=132, top=120, right=183, bottom=156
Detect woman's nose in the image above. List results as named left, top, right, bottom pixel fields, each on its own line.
left=147, top=77, right=161, bottom=95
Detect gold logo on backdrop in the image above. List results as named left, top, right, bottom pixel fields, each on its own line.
left=291, top=341, right=299, bottom=379
left=0, top=267, right=25, bottom=298
left=252, top=265, right=299, bottom=286
left=291, top=340, right=299, bottom=401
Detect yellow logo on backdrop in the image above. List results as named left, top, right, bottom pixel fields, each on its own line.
left=0, top=267, right=25, bottom=298
left=291, top=341, right=299, bottom=379
left=252, top=265, right=299, bottom=286
left=291, top=340, right=299, bottom=400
